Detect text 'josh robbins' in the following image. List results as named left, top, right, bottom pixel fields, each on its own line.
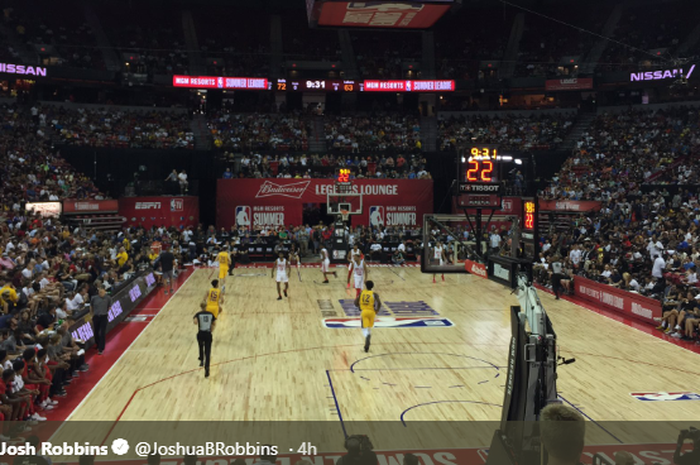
left=0, top=442, right=112, bottom=456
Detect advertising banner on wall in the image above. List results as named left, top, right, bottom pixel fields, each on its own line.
left=217, top=179, right=433, bottom=229
left=574, top=276, right=661, bottom=324
left=119, top=197, right=199, bottom=229
left=63, top=199, right=120, bottom=214
left=544, top=78, right=594, bottom=91
left=538, top=200, right=602, bottom=212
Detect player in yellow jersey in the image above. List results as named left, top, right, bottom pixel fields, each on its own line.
left=353, top=280, right=382, bottom=353
left=204, top=279, right=223, bottom=318
left=216, top=248, right=231, bottom=292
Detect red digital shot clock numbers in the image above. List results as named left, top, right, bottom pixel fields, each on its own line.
left=338, top=168, right=351, bottom=183
left=464, top=146, right=498, bottom=183
left=523, top=200, right=536, bottom=230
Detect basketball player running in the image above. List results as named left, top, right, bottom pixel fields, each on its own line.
left=204, top=279, right=223, bottom=318
left=216, top=248, right=231, bottom=292
left=272, top=252, right=291, bottom=300
left=354, top=280, right=382, bottom=353
left=347, top=244, right=363, bottom=288
left=193, top=302, right=216, bottom=378
left=320, top=244, right=337, bottom=284
left=289, top=245, right=301, bottom=281
left=432, top=240, right=446, bottom=283
left=348, top=254, right=368, bottom=298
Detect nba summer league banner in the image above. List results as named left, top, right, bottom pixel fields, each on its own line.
left=216, top=179, right=433, bottom=229
left=3, top=421, right=700, bottom=465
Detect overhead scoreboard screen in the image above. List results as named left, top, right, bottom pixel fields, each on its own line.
left=172, top=76, right=455, bottom=93
left=457, top=145, right=503, bottom=208
left=307, top=0, right=454, bottom=29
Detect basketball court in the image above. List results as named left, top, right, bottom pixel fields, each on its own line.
left=53, top=265, right=700, bottom=451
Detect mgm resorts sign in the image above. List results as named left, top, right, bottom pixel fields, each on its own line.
left=630, top=64, right=695, bottom=82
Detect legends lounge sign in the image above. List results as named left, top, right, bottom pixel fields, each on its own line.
left=630, top=64, right=695, bottom=82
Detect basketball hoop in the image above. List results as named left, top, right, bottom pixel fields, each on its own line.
left=340, top=209, right=350, bottom=222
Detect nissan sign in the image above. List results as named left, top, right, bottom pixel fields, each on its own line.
left=630, top=64, right=695, bottom=82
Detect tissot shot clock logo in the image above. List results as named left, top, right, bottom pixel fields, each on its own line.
left=369, top=206, right=385, bottom=227
left=235, top=206, right=251, bottom=227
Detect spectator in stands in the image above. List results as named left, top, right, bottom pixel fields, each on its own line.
left=336, top=435, right=377, bottom=465
left=539, top=403, right=585, bottom=465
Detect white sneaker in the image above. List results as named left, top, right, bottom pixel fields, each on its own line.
left=31, top=413, right=46, bottom=422
left=0, top=434, right=9, bottom=441
left=48, top=399, right=58, bottom=406
left=671, top=332, right=682, bottom=338
left=675, top=325, right=682, bottom=330
left=40, top=404, right=54, bottom=411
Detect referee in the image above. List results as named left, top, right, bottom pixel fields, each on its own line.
left=90, top=287, right=111, bottom=355
left=193, top=302, right=216, bottom=378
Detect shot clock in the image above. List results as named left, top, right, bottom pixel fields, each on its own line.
left=457, top=145, right=503, bottom=208
left=520, top=198, right=539, bottom=260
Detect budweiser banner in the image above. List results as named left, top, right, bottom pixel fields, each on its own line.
left=119, top=197, right=199, bottom=230
left=574, top=276, right=661, bottom=324
left=217, top=179, right=433, bottom=229
left=538, top=200, right=602, bottom=212
left=545, top=77, right=594, bottom=91
left=63, top=199, right=119, bottom=215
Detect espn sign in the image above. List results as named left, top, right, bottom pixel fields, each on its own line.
left=135, top=202, right=161, bottom=210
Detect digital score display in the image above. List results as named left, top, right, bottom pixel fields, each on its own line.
left=465, top=146, right=498, bottom=182
left=458, top=145, right=502, bottom=208
left=459, top=146, right=501, bottom=193
left=523, top=200, right=536, bottom=231
left=173, top=78, right=456, bottom=93
left=520, top=198, right=539, bottom=260
left=337, top=168, right=351, bottom=183
left=277, top=79, right=356, bottom=92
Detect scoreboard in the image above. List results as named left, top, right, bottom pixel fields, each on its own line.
left=173, top=75, right=455, bottom=93
left=457, top=145, right=503, bottom=208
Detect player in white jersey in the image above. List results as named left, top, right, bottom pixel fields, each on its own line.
left=272, top=252, right=291, bottom=300
left=321, top=245, right=337, bottom=284
left=349, top=255, right=368, bottom=298
left=432, top=240, right=446, bottom=283
left=346, top=244, right=363, bottom=288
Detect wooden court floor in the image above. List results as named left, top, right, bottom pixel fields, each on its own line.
left=59, top=266, right=700, bottom=449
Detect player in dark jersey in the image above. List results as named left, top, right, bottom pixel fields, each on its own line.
left=193, top=302, right=216, bottom=378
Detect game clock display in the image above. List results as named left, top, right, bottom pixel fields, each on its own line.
left=458, top=145, right=502, bottom=195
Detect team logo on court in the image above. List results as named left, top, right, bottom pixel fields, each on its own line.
left=326, top=300, right=450, bottom=328
left=369, top=206, right=384, bottom=227
left=324, top=317, right=454, bottom=329
left=235, top=206, right=251, bottom=227
left=631, top=392, right=700, bottom=401
left=170, top=198, right=183, bottom=212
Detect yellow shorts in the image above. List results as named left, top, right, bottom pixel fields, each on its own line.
left=218, top=267, right=228, bottom=279
left=361, top=311, right=375, bottom=329
left=207, top=304, right=220, bottom=319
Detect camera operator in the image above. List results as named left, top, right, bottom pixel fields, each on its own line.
left=675, top=427, right=700, bottom=465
